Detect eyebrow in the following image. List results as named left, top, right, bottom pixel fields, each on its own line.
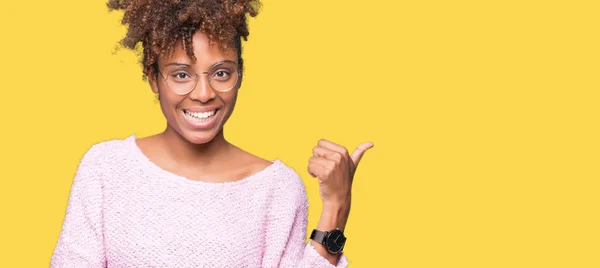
left=164, top=60, right=237, bottom=68
left=165, top=62, right=191, bottom=67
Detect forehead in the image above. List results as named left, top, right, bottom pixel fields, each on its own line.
left=160, top=30, right=238, bottom=66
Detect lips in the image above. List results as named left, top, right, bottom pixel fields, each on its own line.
left=184, top=109, right=216, bottom=119
left=181, top=108, right=221, bottom=129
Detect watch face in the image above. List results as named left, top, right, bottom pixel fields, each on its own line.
left=325, top=229, right=346, bottom=253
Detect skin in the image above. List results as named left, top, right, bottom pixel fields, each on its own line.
left=136, top=30, right=373, bottom=265
left=138, top=31, right=271, bottom=182
left=308, top=140, right=373, bottom=264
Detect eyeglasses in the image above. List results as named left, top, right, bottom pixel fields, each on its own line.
left=156, top=60, right=241, bottom=95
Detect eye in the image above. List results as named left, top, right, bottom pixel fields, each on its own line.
left=213, top=70, right=231, bottom=80
left=173, top=73, right=190, bottom=79
left=169, top=71, right=194, bottom=83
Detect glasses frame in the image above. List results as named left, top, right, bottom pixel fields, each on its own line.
left=155, top=60, right=242, bottom=95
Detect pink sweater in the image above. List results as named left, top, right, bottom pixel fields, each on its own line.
left=51, top=135, right=349, bottom=268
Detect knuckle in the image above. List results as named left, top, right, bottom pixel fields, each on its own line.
left=327, top=161, right=336, bottom=170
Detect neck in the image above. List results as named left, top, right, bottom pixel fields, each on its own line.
left=159, top=126, right=232, bottom=168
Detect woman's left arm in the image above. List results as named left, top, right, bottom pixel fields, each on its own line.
left=305, top=139, right=374, bottom=265
left=276, top=188, right=350, bottom=268
left=270, top=139, right=372, bottom=267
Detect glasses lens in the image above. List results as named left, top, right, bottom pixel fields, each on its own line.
left=165, top=68, right=196, bottom=94
left=209, top=62, right=239, bottom=92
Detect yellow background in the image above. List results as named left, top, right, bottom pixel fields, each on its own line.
left=1, top=0, right=598, bottom=267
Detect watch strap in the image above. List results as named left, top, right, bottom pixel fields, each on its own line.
left=310, top=229, right=327, bottom=244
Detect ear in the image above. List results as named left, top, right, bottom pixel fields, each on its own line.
left=237, top=72, right=243, bottom=88
left=148, top=67, right=159, bottom=94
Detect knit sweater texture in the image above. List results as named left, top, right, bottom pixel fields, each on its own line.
left=51, top=135, right=349, bottom=268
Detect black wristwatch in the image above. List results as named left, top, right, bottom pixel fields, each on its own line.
left=310, top=228, right=346, bottom=254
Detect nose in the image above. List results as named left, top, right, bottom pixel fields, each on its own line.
left=188, top=73, right=216, bottom=103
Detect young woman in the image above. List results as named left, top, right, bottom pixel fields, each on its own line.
left=50, top=0, right=373, bottom=267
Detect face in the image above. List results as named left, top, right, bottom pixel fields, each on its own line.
left=149, top=31, right=241, bottom=144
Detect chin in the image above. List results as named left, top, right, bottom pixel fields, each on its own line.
left=179, top=129, right=220, bottom=145
left=171, top=107, right=226, bottom=145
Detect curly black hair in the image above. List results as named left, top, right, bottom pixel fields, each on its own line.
left=107, top=0, right=261, bottom=80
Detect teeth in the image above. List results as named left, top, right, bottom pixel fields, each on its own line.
left=185, top=110, right=216, bottom=119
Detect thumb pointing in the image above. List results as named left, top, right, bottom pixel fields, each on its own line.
left=350, top=142, right=374, bottom=166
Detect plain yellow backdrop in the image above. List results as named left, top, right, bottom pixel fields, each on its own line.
left=1, top=0, right=599, bottom=267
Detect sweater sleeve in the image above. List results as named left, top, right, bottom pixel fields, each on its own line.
left=269, top=168, right=349, bottom=268
left=50, top=145, right=107, bottom=268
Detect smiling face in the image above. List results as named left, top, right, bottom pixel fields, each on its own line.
left=148, top=30, right=242, bottom=145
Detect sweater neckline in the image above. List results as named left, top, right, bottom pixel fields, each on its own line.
left=125, top=134, right=281, bottom=187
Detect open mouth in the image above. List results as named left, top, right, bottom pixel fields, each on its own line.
left=183, top=109, right=219, bottom=123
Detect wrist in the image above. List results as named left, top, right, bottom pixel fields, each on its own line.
left=323, top=195, right=351, bottom=211
left=317, top=202, right=350, bottom=232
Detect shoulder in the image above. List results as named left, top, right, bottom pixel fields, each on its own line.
left=71, top=135, right=138, bottom=188
left=229, top=147, right=302, bottom=190
left=77, top=135, right=136, bottom=169
left=69, top=136, right=133, bottom=189
left=271, top=160, right=305, bottom=187
left=269, top=159, right=309, bottom=204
